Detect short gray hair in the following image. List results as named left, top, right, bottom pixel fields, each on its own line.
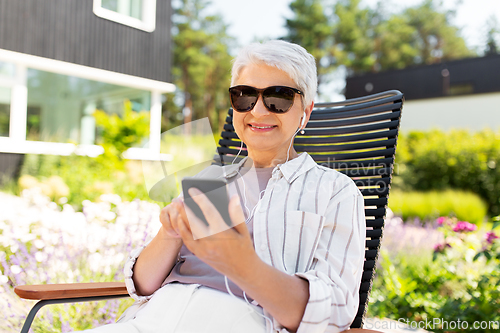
left=231, top=40, right=317, bottom=109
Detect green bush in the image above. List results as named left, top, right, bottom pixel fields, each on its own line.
left=93, top=100, right=150, bottom=158
left=395, top=129, right=500, bottom=215
left=19, top=154, right=150, bottom=210
left=16, top=131, right=222, bottom=210
left=389, top=189, right=487, bottom=225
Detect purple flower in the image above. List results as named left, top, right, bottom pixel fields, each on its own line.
left=437, top=216, right=446, bottom=225
left=453, top=221, right=477, bottom=233
left=485, top=231, right=499, bottom=244
left=434, top=243, right=451, bottom=253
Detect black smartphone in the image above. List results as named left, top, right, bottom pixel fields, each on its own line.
left=181, top=177, right=232, bottom=227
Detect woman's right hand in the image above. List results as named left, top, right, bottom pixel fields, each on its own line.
left=160, top=197, right=190, bottom=239
left=132, top=197, right=187, bottom=296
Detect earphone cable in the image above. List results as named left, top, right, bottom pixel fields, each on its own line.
left=231, top=140, right=244, bottom=165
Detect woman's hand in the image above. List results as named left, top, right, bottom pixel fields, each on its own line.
left=159, top=197, right=190, bottom=240
left=175, top=188, right=258, bottom=278
left=132, top=198, right=186, bottom=296
left=176, top=188, right=310, bottom=331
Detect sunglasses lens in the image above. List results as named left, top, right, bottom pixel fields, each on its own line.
left=263, top=87, right=295, bottom=113
left=229, top=86, right=258, bottom=112
left=229, top=85, right=299, bottom=113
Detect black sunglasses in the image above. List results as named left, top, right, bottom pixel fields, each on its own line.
left=229, top=85, right=303, bottom=113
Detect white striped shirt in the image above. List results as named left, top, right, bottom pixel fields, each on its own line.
left=125, top=152, right=365, bottom=333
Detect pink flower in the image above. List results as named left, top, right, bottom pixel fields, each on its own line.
left=485, top=231, right=499, bottom=244
left=436, top=217, right=447, bottom=225
left=453, top=221, right=477, bottom=233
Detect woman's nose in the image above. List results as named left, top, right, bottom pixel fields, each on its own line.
left=250, top=95, right=271, bottom=118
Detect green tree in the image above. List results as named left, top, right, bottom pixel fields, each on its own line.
left=374, top=14, right=419, bottom=71
left=285, top=0, right=335, bottom=86
left=333, top=0, right=474, bottom=74
left=285, top=0, right=475, bottom=78
left=484, top=16, right=499, bottom=56
left=404, top=0, right=473, bottom=65
left=167, top=0, right=233, bottom=133
left=333, top=0, right=378, bottom=74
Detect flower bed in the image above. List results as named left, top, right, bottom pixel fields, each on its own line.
left=369, top=214, right=500, bottom=333
left=0, top=189, right=161, bottom=332
left=3, top=189, right=499, bottom=332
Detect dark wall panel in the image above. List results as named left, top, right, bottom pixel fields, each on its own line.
left=0, top=153, right=24, bottom=185
left=0, top=0, right=172, bottom=83
left=346, top=54, right=500, bottom=100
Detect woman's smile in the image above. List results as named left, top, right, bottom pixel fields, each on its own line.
left=248, top=122, right=278, bottom=131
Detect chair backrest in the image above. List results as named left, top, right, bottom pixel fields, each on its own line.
left=215, top=90, right=404, bottom=328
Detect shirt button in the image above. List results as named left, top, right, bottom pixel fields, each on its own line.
left=260, top=244, right=267, bottom=251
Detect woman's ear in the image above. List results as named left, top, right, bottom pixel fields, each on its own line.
left=302, top=101, right=314, bottom=127
left=299, top=102, right=314, bottom=134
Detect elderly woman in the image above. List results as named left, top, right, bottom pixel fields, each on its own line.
left=83, top=40, right=366, bottom=333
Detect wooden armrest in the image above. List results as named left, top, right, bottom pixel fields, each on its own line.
left=14, top=282, right=128, bottom=300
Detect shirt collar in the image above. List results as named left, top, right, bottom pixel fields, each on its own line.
left=222, top=152, right=316, bottom=184
left=274, top=152, right=317, bottom=183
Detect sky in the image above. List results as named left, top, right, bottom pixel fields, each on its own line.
left=209, top=0, right=500, bottom=53
left=208, top=0, right=500, bottom=101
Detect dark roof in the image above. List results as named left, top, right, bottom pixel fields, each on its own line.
left=345, top=54, right=500, bottom=100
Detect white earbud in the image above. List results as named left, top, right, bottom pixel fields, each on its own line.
left=298, top=112, right=307, bottom=135
left=300, top=112, right=306, bottom=127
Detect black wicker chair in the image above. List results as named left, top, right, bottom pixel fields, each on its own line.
left=15, top=90, right=404, bottom=332
left=216, top=90, right=404, bottom=328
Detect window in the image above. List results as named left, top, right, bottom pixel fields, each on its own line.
left=26, top=106, right=41, bottom=141
left=93, top=0, right=156, bottom=32
left=27, top=68, right=150, bottom=146
left=0, top=61, right=15, bottom=137
left=0, top=48, right=173, bottom=157
left=102, top=0, right=142, bottom=20
left=0, top=87, right=10, bottom=137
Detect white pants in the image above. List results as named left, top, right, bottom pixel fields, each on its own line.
left=79, top=283, right=267, bottom=333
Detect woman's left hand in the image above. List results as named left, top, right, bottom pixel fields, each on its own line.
left=175, top=188, right=259, bottom=278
